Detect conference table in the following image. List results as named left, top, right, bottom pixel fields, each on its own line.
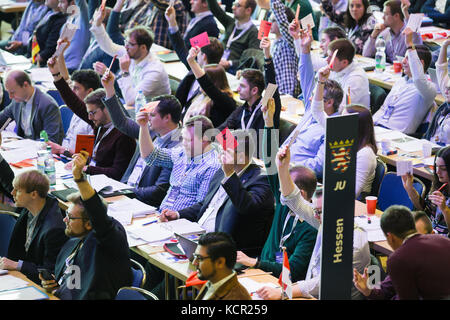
left=0, top=271, right=59, bottom=300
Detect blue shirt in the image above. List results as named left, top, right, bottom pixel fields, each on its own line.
left=281, top=52, right=335, bottom=178
left=144, top=145, right=221, bottom=212
left=63, top=0, right=90, bottom=70
left=11, top=1, right=49, bottom=45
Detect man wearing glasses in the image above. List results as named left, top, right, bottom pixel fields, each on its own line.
left=194, top=232, right=251, bottom=300
left=206, top=0, right=260, bottom=74
left=0, top=146, right=67, bottom=285
left=40, top=151, right=132, bottom=300
left=47, top=55, right=136, bottom=181
left=89, top=7, right=171, bottom=109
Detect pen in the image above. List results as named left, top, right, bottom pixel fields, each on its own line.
left=142, top=220, right=157, bottom=226
left=437, top=183, right=448, bottom=192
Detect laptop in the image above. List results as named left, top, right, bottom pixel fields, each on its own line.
left=428, top=68, right=441, bottom=93
left=174, top=233, right=248, bottom=273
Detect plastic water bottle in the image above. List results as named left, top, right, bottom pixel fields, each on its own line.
left=44, top=151, right=56, bottom=186
left=40, top=130, right=48, bottom=143
left=375, top=36, right=386, bottom=73
left=135, top=90, right=146, bottom=118
left=36, top=137, right=48, bottom=173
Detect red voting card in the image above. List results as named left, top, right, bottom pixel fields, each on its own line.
left=189, top=32, right=210, bottom=48
left=75, top=134, right=95, bottom=155
left=140, top=101, right=160, bottom=113
left=215, top=127, right=238, bottom=150
left=258, top=21, right=272, bottom=40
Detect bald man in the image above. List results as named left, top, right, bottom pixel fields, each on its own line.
left=0, top=70, right=64, bottom=144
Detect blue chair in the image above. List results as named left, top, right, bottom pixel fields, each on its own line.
left=377, top=172, right=426, bottom=211
left=357, top=158, right=387, bottom=201
left=130, top=259, right=146, bottom=288
left=0, top=210, right=19, bottom=256
left=47, top=89, right=65, bottom=106
left=59, top=105, right=73, bottom=135
left=116, top=287, right=159, bottom=300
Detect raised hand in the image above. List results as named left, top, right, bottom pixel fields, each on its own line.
left=262, top=97, right=275, bottom=127
left=165, top=5, right=177, bottom=27
left=353, top=268, right=372, bottom=297
left=260, top=36, right=271, bottom=59
left=288, top=19, right=301, bottom=40
left=72, top=150, right=89, bottom=179
left=136, top=111, right=150, bottom=127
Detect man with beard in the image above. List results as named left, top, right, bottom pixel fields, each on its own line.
left=193, top=232, right=251, bottom=300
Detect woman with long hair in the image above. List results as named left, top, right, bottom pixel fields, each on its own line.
left=321, top=0, right=377, bottom=54
left=184, top=46, right=236, bottom=127
left=402, top=146, right=450, bottom=237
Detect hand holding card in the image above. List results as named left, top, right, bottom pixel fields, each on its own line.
left=139, top=101, right=160, bottom=113
left=215, top=127, right=238, bottom=150
left=258, top=20, right=272, bottom=40
left=189, top=32, right=210, bottom=48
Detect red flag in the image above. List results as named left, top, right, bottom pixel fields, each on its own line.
left=278, top=249, right=293, bottom=299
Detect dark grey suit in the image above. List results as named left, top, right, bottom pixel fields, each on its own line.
left=0, top=87, right=64, bottom=144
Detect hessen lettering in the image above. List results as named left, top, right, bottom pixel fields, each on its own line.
left=333, top=218, right=344, bottom=263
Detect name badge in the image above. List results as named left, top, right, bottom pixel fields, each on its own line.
left=127, top=158, right=146, bottom=187
left=164, top=186, right=180, bottom=207
left=275, top=251, right=283, bottom=264
left=382, top=105, right=395, bottom=120
left=222, top=49, right=231, bottom=60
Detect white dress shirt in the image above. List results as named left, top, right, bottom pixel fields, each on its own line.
left=90, top=24, right=171, bottom=105
left=373, top=49, right=437, bottom=134
left=329, top=61, right=371, bottom=111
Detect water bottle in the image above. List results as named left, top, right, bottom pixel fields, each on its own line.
left=38, top=137, right=47, bottom=150
left=40, top=130, right=48, bottom=142
left=375, top=36, right=386, bottom=73
left=44, top=152, right=56, bottom=186
left=37, top=149, right=48, bottom=174
left=135, top=90, right=146, bottom=118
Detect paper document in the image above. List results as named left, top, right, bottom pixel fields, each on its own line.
left=0, top=286, right=49, bottom=300
left=128, top=223, right=174, bottom=243
left=260, top=83, right=278, bottom=107
left=238, top=278, right=278, bottom=300
left=89, top=174, right=131, bottom=194
left=0, top=275, right=29, bottom=292
left=355, top=216, right=386, bottom=242
left=300, top=13, right=315, bottom=30
left=27, top=67, right=56, bottom=84
left=396, top=160, right=413, bottom=176
left=406, top=13, right=424, bottom=32
left=108, top=197, right=158, bottom=219
left=1, top=148, right=38, bottom=163
left=54, top=23, right=78, bottom=57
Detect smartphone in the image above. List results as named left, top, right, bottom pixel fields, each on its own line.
left=38, top=268, right=55, bottom=281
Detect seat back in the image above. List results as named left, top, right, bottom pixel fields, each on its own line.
left=0, top=210, right=19, bottom=256
left=116, top=287, right=159, bottom=300
left=377, top=172, right=426, bottom=211
left=169, top=78, right=180, bottom=96
left=59, top=105, right=74, bottom=135
left=369, top=83, right=387, bottom=115
left=279, top=118, right=296, bottom=145
left=371, top=158, right=387, bottom=197
left=130, top=259, right=146, bottom=288
left=47, top=89, right=65, bottom=106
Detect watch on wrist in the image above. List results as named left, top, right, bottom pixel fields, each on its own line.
left=73, top=173, right=87, bottom=183
left=122, top=71, right=130, bottom=77
left=407, top=44, right=415, bottom=50
left=52, top=72, right=61, bottom=77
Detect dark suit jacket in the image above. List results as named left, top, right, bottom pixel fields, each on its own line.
left=195, top=273, right=251, bottom=300
left=179, top=164, right=274, bottom=255
left=54, top=192, right=132, bottom=300
left=31, top=11, right=67, bottom=64
left=103, top=95, right=179, bottom=206
left=168, top=14, right=219, bottom=66
left=0, top=157, right=68, bottom=284
left=0, top=87, right=64, bottom=144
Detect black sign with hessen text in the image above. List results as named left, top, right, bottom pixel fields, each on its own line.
left=319, top=113, right=358, bottom=300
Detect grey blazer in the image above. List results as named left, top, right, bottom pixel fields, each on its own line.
left=0, top=87, right=64, bottom=144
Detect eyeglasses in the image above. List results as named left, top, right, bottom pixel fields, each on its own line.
left=65, top=212, right=86, bottom=220
left=233, top=1, right=246, bottom=8
left=88, top=108, right=101, bottom=117
left=125, top=40, right=138, bottom=47
left=193, top=254, right=211, bottom=262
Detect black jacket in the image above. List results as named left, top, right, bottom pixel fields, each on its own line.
left=178, top=164, right=274, bottom=256
left=54, top=192, right=132, bottom=300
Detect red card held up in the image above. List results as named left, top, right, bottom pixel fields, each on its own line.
left=189, top=32, right=210, bottom=48
left=140, top=101, right=160, bottom=113
left=258, top=20, right=272, bottom=40
left=75, top=134, right=95, bottom=155
left=215, top=127, right=238, bottom=150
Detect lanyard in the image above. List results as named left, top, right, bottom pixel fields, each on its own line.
left=226, top=21, right=253, bottom=50
left=184, top=12, right=213, bottom=39
left=92, top=125, right=114, bottom=160
left=279, top=211, right=299, bottom=250
left=241, top=102, right=262, bottom=130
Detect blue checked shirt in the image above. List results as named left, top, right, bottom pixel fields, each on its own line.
left=270, top=0, right=300, bottom=97
left=144, top=145, right=221, bottom=212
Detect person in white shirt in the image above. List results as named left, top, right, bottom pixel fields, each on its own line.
left=90, top=6, right=170, bottom=109
left=256, top=148, right=370, bottom=300
left=326, top=38, right=370, bottom=110
left=373, top=28, right=436, bottom=134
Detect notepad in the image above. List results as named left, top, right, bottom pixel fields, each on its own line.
left=0, top=286, right=49, bottom=300
left=0, top=275, right=29, bottom=292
